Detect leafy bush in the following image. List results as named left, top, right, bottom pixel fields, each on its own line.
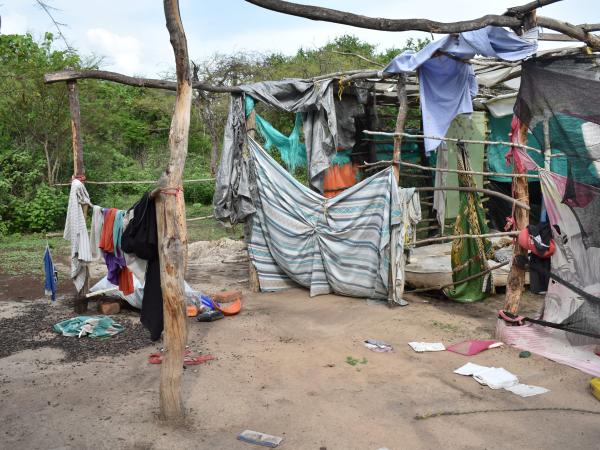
left=184, top=182, right=215, bottom=205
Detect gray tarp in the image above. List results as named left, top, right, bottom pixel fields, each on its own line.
left=214, top=79, right=366, bottom=224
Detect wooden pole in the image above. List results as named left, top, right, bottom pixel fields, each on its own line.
left=245, top=109, right=261, bottom=293
left=389, top=74, right=408, bottom=306
left=392, top=74, right=407, bottom=183
left=503, top=121, right=531, bottom=314
left=543, top=116, right=551, bottom=170
left=156, top=0, right=193, bottom=421
left=504, top=11, right=536, bottom=315
left=67, top=80, right=89, bottom=314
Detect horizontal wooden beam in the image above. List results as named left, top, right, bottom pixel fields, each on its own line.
left=539, top=32, right=578, bottom=42
left=44, top=68, right=394, bottom=92
left=414, top=186, right=531, bottom=210
left=245, top=0, right=600, bottom=48
left=44, top=69, right=242, bottom=93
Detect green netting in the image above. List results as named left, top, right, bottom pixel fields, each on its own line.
left=331, top=149, right=352, bottom=166
left=487, top=114, right=599, bottom=185
left=245, top=96, right=307, bottom=172
left=368, top=132, right=421, bottom=164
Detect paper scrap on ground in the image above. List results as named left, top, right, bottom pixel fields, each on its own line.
left=408, top=342, right=446, bottom=352
left=472, top=367, right=519, bottom=389
left=454, top=362, right=548, bottom=396
left=454, top=362, right=489, bottom=376
left=364, top=339, right=393, bottom=352
left=238, top=430, right=283, bottom=448
left=505, top=383, right=549, bottom=397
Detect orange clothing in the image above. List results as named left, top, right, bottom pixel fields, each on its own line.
left=98, top=208, right=117, bottom=253
left=118, top=267, right=134, bottom=296
left=323, top=163, right=358, bottom=198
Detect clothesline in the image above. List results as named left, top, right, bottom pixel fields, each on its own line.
left=53, top=177, right=215, bottom=186
left=186, top=214, right=214, bottom=222
left=362, top=130, right=564, bottom=158
left=415, top=231, right=519, bottom=246
left=362, top=159, right=540, bottom=179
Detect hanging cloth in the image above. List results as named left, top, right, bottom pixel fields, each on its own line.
left=445, top=142, right=494, bottom=302
left=43, top=245, right=57, bottom=301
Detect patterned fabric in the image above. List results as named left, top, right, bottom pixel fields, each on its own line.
left=247, top=138, right=420, bottom=304
left=445, top=143, right=494, bottom=302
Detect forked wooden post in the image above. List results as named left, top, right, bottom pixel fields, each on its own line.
left=245, top=109, right=261, bottom=293
left=67, top=80, right=89, bottom=313
left=156, top=0, right=193, bottom=421
left=504, top=121, right=531, bottom=314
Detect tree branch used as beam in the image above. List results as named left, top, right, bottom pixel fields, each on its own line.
left=244, top=0, right=600, bottom=48
left=44, top=68, right=390, bottom=92
left=44, top=69, right=242, bottom=93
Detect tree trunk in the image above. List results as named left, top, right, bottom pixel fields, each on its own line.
left=67, top=80, right=89, bottom=314
left=392, top=74, right=407, bottom=183
left=157, top=0, right=193, bottom=422
left=504, top=121, right=530, bottom=314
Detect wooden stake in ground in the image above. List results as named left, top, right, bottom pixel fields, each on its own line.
left=392, top=74, right=407, bottom=183
left=388, top=74, right=408, bottom=306
left=504, top=121, right=531, bottom=315
left=67, top=80, right=89, bottom=314
left=504, top=11, right=536, bottom=315
left=245, top=109, right=261, bottom=293
left=156, top=0, right=193, bottom=421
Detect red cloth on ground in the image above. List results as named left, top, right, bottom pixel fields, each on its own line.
left=98, top=208, right=117, bottom=253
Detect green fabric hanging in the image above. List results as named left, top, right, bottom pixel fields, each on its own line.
left=245, top=96, right=307, bottom=172
left=444, top=145, right=494, bottom=303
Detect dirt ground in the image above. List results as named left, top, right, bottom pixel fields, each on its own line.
left=1, top=240, right=599, bottom=449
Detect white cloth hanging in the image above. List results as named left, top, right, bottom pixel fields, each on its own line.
left=63, top=179, right=92, bottom=291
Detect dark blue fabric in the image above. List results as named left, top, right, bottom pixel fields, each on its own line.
left=44, top=245, right=57, bottom=301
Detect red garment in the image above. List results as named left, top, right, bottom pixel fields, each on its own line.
left=118, top=267, right=134, bottom=296
left=99, top=208, right=117, bottom=253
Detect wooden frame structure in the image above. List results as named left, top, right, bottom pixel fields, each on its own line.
left=47, top=0, right=599, bottom=422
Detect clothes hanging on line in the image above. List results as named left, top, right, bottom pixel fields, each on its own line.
left=384, top=26, right=538, bottom=154
left=89, top=205, right=104, bottom=261
left=43, top=244, right=57, bottom=301
left=98, top=207, right=134, bottom=296
left=63, top=179, right=93, bottom=292
left=122, top=192, right=163, bottom=341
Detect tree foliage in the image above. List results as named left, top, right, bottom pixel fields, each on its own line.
left=0, top=32, right=428, bottom=234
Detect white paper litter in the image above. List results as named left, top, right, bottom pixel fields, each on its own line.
left=472, top=367, right=519, bottom=389
left=505, top=383, right=549, bottom=397
left=454, top=362, right=489, bottom=376
left=454, top=363, right=548, bottom=396
left=408, top=342, right=446, bottom=352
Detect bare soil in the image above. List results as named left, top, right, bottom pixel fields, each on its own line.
left=1, top=239, right=599, bottom=449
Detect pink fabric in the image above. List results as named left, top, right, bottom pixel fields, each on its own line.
left=496, top=320, right=600, bottom=377
left=446, top=340, right=501, bottom=356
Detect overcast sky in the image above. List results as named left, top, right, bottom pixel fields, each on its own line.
left=1, top=0, right=595, bottom=76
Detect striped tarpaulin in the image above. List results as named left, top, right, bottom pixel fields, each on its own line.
left=247, top=138, right=420, bottom=303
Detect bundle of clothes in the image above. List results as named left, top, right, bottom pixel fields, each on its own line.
left=63, top=179, right=164, bottom=341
